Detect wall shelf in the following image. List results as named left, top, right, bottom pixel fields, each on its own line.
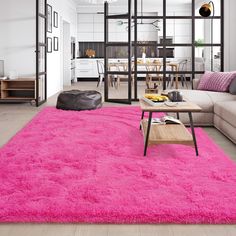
left=2, top=88, right=35, bottom=91
left=0, top=79, right=36, bottom=103
left=1, top=97, right=35, bottom=100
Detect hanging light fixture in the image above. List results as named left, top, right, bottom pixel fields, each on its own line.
left=139, top=0, right=160, bottom=30
left=86, top=0, right=117, bottom=4
left=199, top=1, right=215, bottom=71
left=117, top=0, right=160, bottom=31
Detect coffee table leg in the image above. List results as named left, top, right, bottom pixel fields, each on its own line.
left=188, top=112, right=199, bottom=156
left=176, top=112, right=180, bottom=120
left=144, top=112, right=152, bottom=156
left=140, top=111, right=145, bottom=130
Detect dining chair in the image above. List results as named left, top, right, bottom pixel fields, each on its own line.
left=96, top=60, right=104, bottom=87
left=116, top=63, right=134, bottom=89
left=145, top=62, right=163, bottom=89
left=167, top=59, right=188, bottom=89
left=97, top=60, right=116, bottom=87
left=108, top=63, right=119, bottom=88
left=178, top=59, right=188, bottom=88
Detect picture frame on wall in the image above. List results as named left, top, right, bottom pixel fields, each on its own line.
left=53, top=11, right=58, bottom=28
left=47, top=4, right=52, bottom=33
left=54, top=37, right=59, bottom=51
left=47, top=37, right=52, bottom=53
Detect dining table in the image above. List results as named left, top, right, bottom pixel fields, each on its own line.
left=108, top=60, right=180, bottom=89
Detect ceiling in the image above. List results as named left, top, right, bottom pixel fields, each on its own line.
left=75, top=0, right=192, bottom=6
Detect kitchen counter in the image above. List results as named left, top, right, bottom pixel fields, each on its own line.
left=77, top=57, right=103, bottom=59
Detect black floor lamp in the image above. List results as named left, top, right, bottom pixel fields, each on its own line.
left=199, top=1, right=215, bottom=71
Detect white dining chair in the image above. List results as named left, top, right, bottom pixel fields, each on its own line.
left=96, top=60, right=104, bottom=87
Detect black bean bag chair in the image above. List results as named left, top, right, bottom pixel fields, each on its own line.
left=56, top=90, right=102, bottom=111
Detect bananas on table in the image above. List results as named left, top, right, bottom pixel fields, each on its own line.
left=144, top=94, right=168, bottom=102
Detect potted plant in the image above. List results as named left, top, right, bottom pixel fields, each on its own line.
left=195, top=39, right=204, bottom=57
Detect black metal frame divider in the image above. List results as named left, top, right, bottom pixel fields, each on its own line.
left=192, top=0, right=195, bottom=89
left=36, top=0, right=47, bottom=107
left=104, top=0, right=224, bottom=104
left=104, top=1, right=132, bottom=104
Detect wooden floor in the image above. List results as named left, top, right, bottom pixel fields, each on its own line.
left=0, top=224, right=236, bottom=236
left=0, top=81, right=236, bottom=236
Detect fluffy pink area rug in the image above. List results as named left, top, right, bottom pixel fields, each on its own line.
left=0, top=106, right=236, bottom=224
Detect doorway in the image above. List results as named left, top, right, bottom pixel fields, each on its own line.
left=104, top=1, right=132, bottom=104
left=36, top=0, right=47, bottom=106
left=62, top=21, right=71, bottom=87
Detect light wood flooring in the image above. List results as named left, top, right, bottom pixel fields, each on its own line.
left=0, top=81, right=236, bottom=236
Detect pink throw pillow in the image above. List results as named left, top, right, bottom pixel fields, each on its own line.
left=197, top=71, right=214, bottom=90
left=197, top=71, right=236, bottom=92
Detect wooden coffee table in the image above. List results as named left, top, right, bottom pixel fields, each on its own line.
left=139, top=99, right=202, bottom=156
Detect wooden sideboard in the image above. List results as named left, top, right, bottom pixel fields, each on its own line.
left=0, top=78, right=36, bottom=103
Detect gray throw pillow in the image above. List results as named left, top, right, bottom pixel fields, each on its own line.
left=229, top=78, right=236, bottom=95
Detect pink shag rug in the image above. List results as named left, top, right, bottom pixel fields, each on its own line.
left=0, top=106, right=236, bottom=224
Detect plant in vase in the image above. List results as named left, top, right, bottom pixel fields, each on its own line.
left=142, top=46, right=146, bottom=63
left=195, top=39, right=204, bottom=58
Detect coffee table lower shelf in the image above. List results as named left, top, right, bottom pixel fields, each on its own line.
left=141, top=120, right=194, bottom=146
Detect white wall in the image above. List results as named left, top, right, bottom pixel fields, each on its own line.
left=47, top=0, right=77, bottom=98
left=0, top=0, right=77, bottom=98
left=0, top=0, right=35, bottom=78
left=224, top=0, right=236, bottom=71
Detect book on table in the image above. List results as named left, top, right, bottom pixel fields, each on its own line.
left=151, top=116, right=182, bottom=125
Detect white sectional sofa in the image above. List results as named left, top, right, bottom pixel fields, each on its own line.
left=172, top=79, right=236, bottom=144
left=214, top=101, right=236, bottom=143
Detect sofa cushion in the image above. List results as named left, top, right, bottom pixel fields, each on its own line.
left=206, top=91, right=236, bottom=104
left=179, top=90, right=236, bottom=113
left=229, top=78, right=236, bottom=95
left=214, top=101, right=236, bottom=128
left=197, top=71, right=214, bottom=90
left=198, top=71, right=236, bottom=92
left=193, top=78, right=201, bottom=90
left=179, top=90, right=214, bottom=112
left=176, top=112, right=214, bottom=126
left=214, top=115, right=236, bottom=144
